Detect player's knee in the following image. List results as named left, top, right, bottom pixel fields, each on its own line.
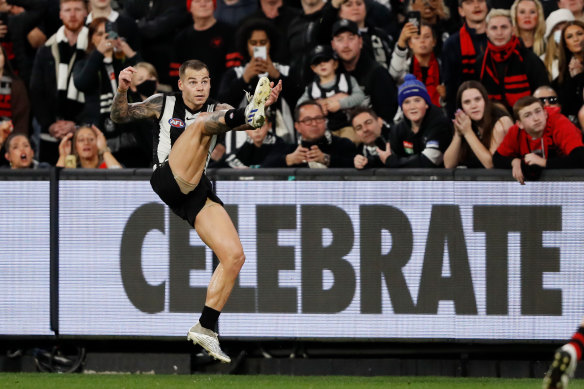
left=224, top=250, right=245, bottom=276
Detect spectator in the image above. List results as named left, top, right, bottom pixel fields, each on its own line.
left=73, top=17, right=140, bottom=138
left=350, top=106, right=391, bottom=169
left=478, top=9, right=549, bottom=113
left=286, top=0, right=338, bottom=90
left=263, top=100, right=357, bottom=167
left=331, top=19, right=398, bottom=124
left=390, top=23, right=444, bottom=107
left=407, top=0, right=457, bottom=53
left=122, top=0, right=190, bottom=87
left=444, top=80, right=513, bottom=168
left=493, top=95, right=584, bottom=184
left=3, top=132, right=48, bottom=169
left=0, top=44, right=29, bottom=135
left=85, top=0, right=140, bottom=51
left=129, top=61, right=159, bottom=100
left=169, top=0, right=235, bottom=99
left=384, top=74, right=452, bottom=167
left=552, top=20, right=584, bottom=122
left=30, top=0, right=89, bottom=164
left=214, top=0, right=258, bottom=28
left=218, top=18, right=295, bottom=148
left=297, top=44, right=365, bottom=143
left=0, top=116, right=11, bottom=166
left=219, top=108, right=287, bottom=168
left=557, top=0, right=584, bottom=22
left=541, top=8, right=575, bottom=80
left=533, top=84, right=561, bottom=108
left=441, top=0, right=488, bottom=117
left=56, top=124, right=122, bottom=168
left=336, top=0, right=396, bottom=70
left=511, top=0, right=546, bottom=55
left=241, top=0, right=301, bottom=62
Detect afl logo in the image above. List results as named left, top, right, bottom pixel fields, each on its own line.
left=169, top=118, right=185, bottom=128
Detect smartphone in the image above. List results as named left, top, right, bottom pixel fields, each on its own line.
left=406, top=11, right=421, bottom=34
left=253, top=45, right=267, bottom=60
left=301, top=140, right=315, bottom=149
left=105, top=21, right=119, bottom=40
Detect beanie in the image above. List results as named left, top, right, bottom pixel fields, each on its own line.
left=398, top=74, right=432, bottom=107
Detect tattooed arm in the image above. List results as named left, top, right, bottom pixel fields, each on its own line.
left=111, top=66, right=162, bottom=123
left=111, top=92, right=163, bottom=123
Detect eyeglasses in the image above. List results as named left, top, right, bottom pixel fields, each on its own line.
left=298, top=116, right=326, bottom=125
left=538, top=96, right=558, bottom=105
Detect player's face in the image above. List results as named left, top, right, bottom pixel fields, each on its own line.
left=331, top=31, right=362, bottom=63
left=75, top=127, right=99, bottom=160
left=517, top=102, right=547, bottom=136
left=295, top=104, right=327, bottom=141
left=352, top=112, right=382, bottom=145
left=486, top=16, right=513, bottom=47
left=402, top=96, right=429, bottom=124
left=339, top=0, right=367, bottom=26
left=458, top=0, right=488, bottom=24
left=178, top=67, right=211, bottom=111
left=60, top=0, right=87, bottom=33
left=516, top=0, right=538, bottom=31
left=5, top=135, right=34, bottom=169
left=460, top=88, right=485, bottom=122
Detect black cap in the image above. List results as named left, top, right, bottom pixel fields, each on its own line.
left=310, top=45, right=336, bottom=65
left=332, top=19, right=360, bottom=38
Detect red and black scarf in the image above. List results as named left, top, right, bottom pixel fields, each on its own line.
left=459, top=24, right=476, bottom=77
left=480, top=36, right=530, bottom=110
left=412, top=53, right=441, bottom=106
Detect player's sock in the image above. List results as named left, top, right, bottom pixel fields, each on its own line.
left=568, top=326, right=584, bottom=360
left=224, top=108, right=246, bottom=129
left=199, top=305, right=221, bottom=331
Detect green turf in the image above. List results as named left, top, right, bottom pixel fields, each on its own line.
left=1, top=374, right=583, bottom=388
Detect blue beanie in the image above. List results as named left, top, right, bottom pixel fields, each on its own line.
left=398, top=74, right=432, bottom=107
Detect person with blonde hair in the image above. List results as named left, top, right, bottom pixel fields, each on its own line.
left=510, top=0, right=546, bottom=55
left=56, top=125, right=122, bottom=169
left=541, top=8, right=575, bottom=80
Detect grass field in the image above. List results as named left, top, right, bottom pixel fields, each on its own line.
left=1, top=374, right=583, bottom=388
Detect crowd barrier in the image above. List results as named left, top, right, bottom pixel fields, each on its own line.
left=2, top=168, right=584, bottom=343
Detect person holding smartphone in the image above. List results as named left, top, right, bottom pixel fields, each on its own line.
left=350, top=107, right=392, bottom=169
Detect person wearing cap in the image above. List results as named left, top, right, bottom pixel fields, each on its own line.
left=330, top=18, right=398, bottom=124
left=296, top=44, right=365, bottom=143
left=541, top=8, right=575, bottom=79
left=478, top=9, right=549, bottom=113
left=382, top=73, right=452, bottom=167
left=441, top=0, right=488, bottom=118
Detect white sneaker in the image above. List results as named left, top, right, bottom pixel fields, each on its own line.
left=543, top=343, right=578, bottom=388
left=244, top=76, right=271, bottom=128
left=187, top=322, right=231, bottom=363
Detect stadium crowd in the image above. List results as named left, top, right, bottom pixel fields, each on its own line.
left=1, top=0, right=584, bottom=182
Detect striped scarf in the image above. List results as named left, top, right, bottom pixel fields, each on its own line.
left=459, top=24, right=476, bottom=77
left=479, top=36, right=530, bottom=110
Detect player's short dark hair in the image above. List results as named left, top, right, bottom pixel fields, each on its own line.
left=513, top=95, right=542, bottom=120
left=294, top=100, right=324, bottom=122
left=179, top=60, right=209, bottom=80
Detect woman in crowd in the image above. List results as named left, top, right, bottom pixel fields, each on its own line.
left=444, top=81, right=513, bottom=168
left=3, top=133, right=48, bottom=169
left=56, top=125, right=121, bottom=169
left=390, top=23, right=444, bottom=107
left=218, top=18, right=296, bottom=145
left=553, top=20, right=584, bottom=122
left=541, top=8, right=575, bottom=80
left=406, top=0, right=456, bottom=54
left=478, top=9, right=549, bottom=113
left=510, top=0, right=546, bottom=55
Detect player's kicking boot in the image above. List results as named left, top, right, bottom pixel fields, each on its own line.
left=244, top=76, right=271, bottom=128
left=543, top=343, right=578, bottom=388
left=187, top=322, right=231, bottom=363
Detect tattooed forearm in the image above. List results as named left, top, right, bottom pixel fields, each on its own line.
left=215, top=103, right=234, bottom=111
left=111, top=92, right=163, bottom=123
left=203, top=110, right=231, bottom=135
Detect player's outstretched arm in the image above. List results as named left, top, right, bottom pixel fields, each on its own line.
left=111, top=66, right=163, bottom=123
